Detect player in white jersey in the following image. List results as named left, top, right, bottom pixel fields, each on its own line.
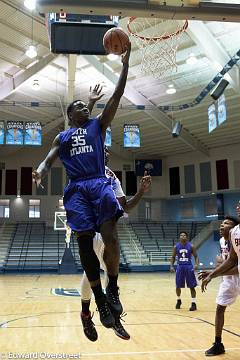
left=80, top=149, right=152, bottom=341
left=199, top=216, right=240, bottom=356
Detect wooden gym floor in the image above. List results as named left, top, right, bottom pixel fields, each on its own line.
left=0, top=273, right=239, bottom=360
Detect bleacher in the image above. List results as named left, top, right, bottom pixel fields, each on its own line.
left=0, top=220, right=210, bottom=271
left=1, top=222, right=127, bottom=272
left=0, top=223, right=16, bottom=271
left=118, top=222, right=149, bottom=265
left=3, top=222, right=81, bottom=272
left=130, top=221, right=209, bottom=264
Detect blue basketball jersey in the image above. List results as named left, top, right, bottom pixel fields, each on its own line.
left=59, top=118, right=105, bottom=180
left=176, top=242, right=193, bottom=265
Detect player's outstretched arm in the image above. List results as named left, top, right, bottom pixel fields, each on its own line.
left=32, top=134, right=60, bottom=186
left=119, top=171, right=152, bottom=213
left=98, top=42, right=131, bottom=133
left=201, top=245, right=238, bottom=292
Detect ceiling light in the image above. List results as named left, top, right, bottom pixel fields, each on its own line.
left=166, top=84, right=176, bottom=95
left=24, top=0, right=36, bottom=10
left=32, top=79, right=40, bottom=91
left=25, top=45, right=37, bottom=59
left=107, top=54, right=118, bottom=61
left=186, top=53, right=198, bottom=65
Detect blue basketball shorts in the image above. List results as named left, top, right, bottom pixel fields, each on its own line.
left=63, top=177, right=123, bottom=233
left=176, top=264, right=197, bottom=288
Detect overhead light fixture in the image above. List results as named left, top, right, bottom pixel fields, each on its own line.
left=17, top=190, right=21, bottom=198
left=25, top=13, right=37, bottom=59
left=32, top=79, right=40, bottom=91
left=107, top=54, right=118, bottom=61
left=172, top=121, right=182, bottom=138
left=26, top=45, right=37, bottom=58
left=186, top=53, right=198, bottom=65
left=24, top=0, right=36, bottom=10
left=166, top=84, right=176, bottom=95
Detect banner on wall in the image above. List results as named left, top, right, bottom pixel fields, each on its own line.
left=0, top=121, right=4, bottom=144
left=135, top=159, right=162, bottom=176
left=123, top=124, right=140, bottom=148
left=6, top=121, right=24, bottom=145
left=208, top=104, right=217, bottom=133
left=24, top=121, right=42, bottom=146
left=217, top=94, right=227, bottom=126
left=104, top=126, right=111, bottom=147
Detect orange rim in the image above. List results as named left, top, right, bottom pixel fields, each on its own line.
left=127, top=17, right=188, bottom=42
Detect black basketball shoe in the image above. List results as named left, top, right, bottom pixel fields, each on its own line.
left=189, top=302, right=197, bottom=311
left=112, top=313, right=130, bottom=340
left=80, top=312, right=98, bottom=342
left=175, top=299, right=182, bottom=309
left=106, top=285, right=123, bottom=315
left=96, top=295, right=115, bottom=328
left=205, top=342, right=225, bottom=356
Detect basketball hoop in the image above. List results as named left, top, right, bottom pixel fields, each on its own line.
left=127, top=17, right=188, bottom=79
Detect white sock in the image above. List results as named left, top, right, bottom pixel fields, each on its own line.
left=177, top=296, right=181, bottom=300
left=192, top=298, right=196, bottom=303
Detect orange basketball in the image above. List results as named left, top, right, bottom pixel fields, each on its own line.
left=103, top=28, right=130, bottom=55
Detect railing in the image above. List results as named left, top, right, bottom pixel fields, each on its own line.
left=122, top=220, right=144, bottom=264
left=5, top=223, right=18, bottom=269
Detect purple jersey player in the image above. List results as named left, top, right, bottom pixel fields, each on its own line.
left=32, top=43, right=131, bottom=333
left=170, top=231, right=199, bottom=311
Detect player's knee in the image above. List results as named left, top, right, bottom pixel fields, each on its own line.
left=103, top=231, right=119, bottom=247
left=76, top=231, right=95, bottom=254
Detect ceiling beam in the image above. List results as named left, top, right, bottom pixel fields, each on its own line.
left=65, top=55, right=77, bottom=129
left=83, top=54, right=209, bottom=156
left=187, top=21, right=240, bottom=92
left=0, top=53, right=56, bottom=101
left=37, top=0, right=240, bottom=22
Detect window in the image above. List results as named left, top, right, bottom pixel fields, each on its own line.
left=0, top=199, right=10, bottom=218
left=29, top=199, right=40, bottom=218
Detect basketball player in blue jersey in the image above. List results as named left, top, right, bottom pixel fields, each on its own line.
left=32, top=43, right=131, bottom=329
left=80, top=155, right=151, bottom=341
left=170, top=231, right=199, bottom=311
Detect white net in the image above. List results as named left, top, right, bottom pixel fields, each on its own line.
left=128, top=18, right=188, bottom=79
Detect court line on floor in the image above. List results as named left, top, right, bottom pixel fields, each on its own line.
left=197, top=317, right=240, bottom=338
left=1, top=310, right=239, bottom=339
left=80, top=347, right=240, bottom=357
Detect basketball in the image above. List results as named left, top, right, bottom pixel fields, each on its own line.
left=103, top=27, right=130, bottom=55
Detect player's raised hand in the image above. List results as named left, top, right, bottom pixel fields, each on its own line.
left=89, top=84, right=104, bottom=103
left=121, top=42, right=131, bottom=65
left=139, top=171, right=152, bottom=193
left=201, top=274, right=212, bottom=292
left=32, top=170, right=42, bottom=188
left=198, top=270, right=210, bottom=281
